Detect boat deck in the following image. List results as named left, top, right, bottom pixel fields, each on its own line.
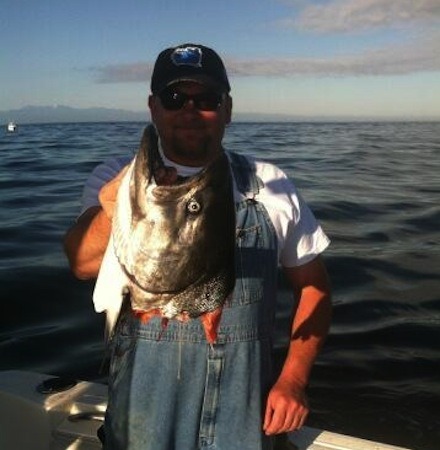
left=0, top=371, right=411, bottom=450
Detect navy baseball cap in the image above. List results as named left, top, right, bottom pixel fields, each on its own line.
left=151, top=43, right=231, bottom=94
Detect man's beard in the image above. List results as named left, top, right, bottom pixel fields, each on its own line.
left=170, top=134, right=213, bottom=165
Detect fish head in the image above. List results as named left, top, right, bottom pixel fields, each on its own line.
left=114, top=145, right=236, bottom=311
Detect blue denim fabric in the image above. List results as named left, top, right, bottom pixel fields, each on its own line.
left=104, top=152, right=279, bottom=450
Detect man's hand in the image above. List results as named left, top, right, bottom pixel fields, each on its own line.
left=64, top=165, right=129, bottom=279
left=263, top=379, right=309, bottom=435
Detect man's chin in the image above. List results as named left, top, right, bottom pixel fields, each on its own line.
left=171, top=138, right=211, bottom=164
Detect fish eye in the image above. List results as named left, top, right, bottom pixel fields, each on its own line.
left=187, top=198, right=202, bottom=214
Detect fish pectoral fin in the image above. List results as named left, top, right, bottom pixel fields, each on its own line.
left=200, top=307, right=223, bottom=344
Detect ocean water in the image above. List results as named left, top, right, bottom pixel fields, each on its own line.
left=1, top=121, right=439, bottom=449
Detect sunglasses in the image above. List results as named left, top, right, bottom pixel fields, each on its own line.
left=158, top=89, right=224, bottom=111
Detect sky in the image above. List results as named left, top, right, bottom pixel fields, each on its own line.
left=1, top=0, right=440, bottom=120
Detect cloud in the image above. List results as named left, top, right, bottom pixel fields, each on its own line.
left=281, top=0, right=440, bottom=33
left=93, top=62, right=154, bottom=83
left=226, top=32, right=440, bottom=77
left=93, top=32, right=439, bottom=82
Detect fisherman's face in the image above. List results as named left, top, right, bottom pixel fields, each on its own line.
left=149, top=82, right=232, bottom=167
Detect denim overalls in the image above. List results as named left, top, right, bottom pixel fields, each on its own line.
left=104, top=152, right=279, bottom=450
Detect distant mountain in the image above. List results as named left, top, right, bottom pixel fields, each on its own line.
left=0, top=105, right=148, bottom=124
left=1, top=105, right=313, bottom=125
left=2, top=104, right=434, bottom=125
left=0, top=105, right=345, bottom=125
left=1, top=105, right=307, bottom=124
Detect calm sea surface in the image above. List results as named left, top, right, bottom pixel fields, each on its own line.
left=1, top=122, right=439, bottom=449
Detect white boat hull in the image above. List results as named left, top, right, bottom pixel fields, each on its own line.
left=0, top=371, right=411, bottom=450
left=7, top=122, right=17, bottom=132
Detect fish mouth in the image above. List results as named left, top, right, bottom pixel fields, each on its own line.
left=124, top=267, right=206, bottom=296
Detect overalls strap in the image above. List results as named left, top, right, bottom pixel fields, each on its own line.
left=228, top=151, right=264, bottom=198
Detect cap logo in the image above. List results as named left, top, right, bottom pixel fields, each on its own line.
left=171, top=46, right=202, bottom=68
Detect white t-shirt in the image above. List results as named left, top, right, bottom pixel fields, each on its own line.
left=80, top=151, right=329, bottom=268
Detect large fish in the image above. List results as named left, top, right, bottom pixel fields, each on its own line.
left=93, top=125, right=236, bottom=343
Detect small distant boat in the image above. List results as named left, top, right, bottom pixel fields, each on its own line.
left=7, top=121, right=17, bottom=132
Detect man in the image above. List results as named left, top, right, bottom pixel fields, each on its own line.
left=64, top=43, right=332, bottom=450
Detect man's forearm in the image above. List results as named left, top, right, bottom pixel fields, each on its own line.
left=63, top=206, right=112, bottom=280
left=278, top=284, right=332, bottom=389
left=263, top=289, right=331, bottom=437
